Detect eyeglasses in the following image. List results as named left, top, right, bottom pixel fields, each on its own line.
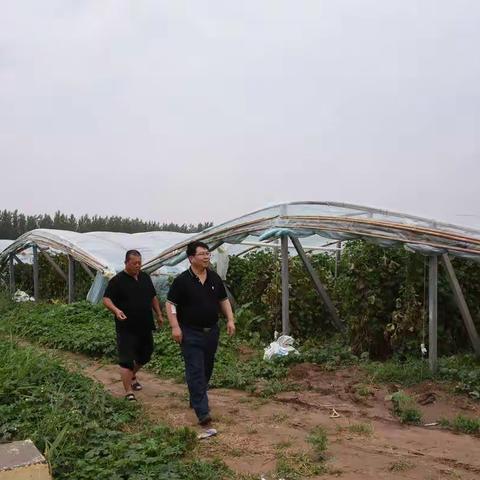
left=195, top=252, right=211, bottom=257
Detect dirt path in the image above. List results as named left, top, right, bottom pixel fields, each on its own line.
left=63, top=353, right=479, bottom=480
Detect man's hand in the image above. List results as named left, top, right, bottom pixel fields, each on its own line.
left=226, top=319, right=236, bottom=336
left=172, top=326, right=183, bottom=343
left=115, top=309, right=127, bottom=321
left=156, top=314, right=164, bottom=328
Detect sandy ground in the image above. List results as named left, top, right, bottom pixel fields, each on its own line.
left=62, top=354, right=479, bottom=480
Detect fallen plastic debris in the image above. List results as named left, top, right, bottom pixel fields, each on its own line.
left=263, top=335, right=299, bottom=360
left=197, top=428, right=217, bottom=440
left=13, top=290, right=34, bottom=302
left=330, top=408, right=341, bottom=418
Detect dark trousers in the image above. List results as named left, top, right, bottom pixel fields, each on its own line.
left=180, top=323, right=219, bottom=419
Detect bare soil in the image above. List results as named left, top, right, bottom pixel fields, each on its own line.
left=65, top=354, right=480, bottom=480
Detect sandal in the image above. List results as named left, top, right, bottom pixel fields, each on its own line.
left=131, top=377, right=142, bottom=391
left=125, top=393, right=137, bottom=401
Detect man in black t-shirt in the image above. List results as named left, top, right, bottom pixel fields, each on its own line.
left=166, top=241, right=235, bottom=426
left=103, top=249, right=163, bottom=401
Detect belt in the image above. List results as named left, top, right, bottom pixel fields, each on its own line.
left=182, top=323, right=216, bottom=333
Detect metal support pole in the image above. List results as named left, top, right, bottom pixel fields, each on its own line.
left=335, top=241, right=341, bottom=278
left=290, top=236, right=345, bottom=331
left=8, top=254, right=15, bottom=295
left=281, top=235, right=290, bottom=335
left=79, top=262, right=95, bottom=280
left=32, top=245, right=39, bottom=301
left=441, top=254, right=480, bottom=357
left=13, top=254, right=24, bottom=265
left=429, top=255, right=438, bottom=373
left=40, top=250, right=67, bottom=281
left=68, top=255, right=75, bottom=304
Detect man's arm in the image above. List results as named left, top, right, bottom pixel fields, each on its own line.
left=220, top=299, right=235, bottom=336
left=166, top=301, right=182, bottom=343
left=152, top=296, right=164, bottom=328
left=102, top=297, right=127, bottom=320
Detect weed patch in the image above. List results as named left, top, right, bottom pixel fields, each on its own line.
left=390, top=391, right=422, bottom=424
left=0, top=337, right=231, bottom=479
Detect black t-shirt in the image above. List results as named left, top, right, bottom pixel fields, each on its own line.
left=104, top=271, right=157, bottom=333
left=167, top=268, right=227, bottom=328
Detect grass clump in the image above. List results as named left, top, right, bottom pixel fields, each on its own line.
left=307, top=426, right=328, bottom=460
left=346, top=422, right=373, bottom=436
left=275, top=452, right=326, bottom=479
left=365, top=358, right=433, bottom=386
left=391, top=391, right=422, bottom=425
left=389, top=459, right=414, bottom=472
left=440, top=415, right=480, bottom=435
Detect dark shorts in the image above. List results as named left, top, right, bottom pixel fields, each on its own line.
left=116, top=330, right=154, bottom=370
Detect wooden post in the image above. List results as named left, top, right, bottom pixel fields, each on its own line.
left=290, top=235, right=345, bottom=331
left=9, top=254, right=15, bottom=295
left=441, top=254, right=480, bottom=357
left=68, top=255, right=75, bottom=304
left=281, top=235, right=290, bottom=335
left=429, top=255, right=438, bottom=373
left=32, top=245, right=39, bottom=301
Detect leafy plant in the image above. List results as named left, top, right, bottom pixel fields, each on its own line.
left=307, top=426, right=328, bottom=460
left=441, top=415, right=480, bottom=435
left=0, top=338, right=230, bottom=479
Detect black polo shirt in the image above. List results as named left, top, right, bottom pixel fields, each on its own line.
left=104, top=270, right=156, bottom=334
left=167, top=268, right=227, bottom=328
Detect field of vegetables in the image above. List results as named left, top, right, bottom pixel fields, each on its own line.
left=1, top=241, right=480, bottom=479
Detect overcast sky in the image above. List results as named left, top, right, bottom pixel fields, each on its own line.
left=1, top=1, right=479, bottom=227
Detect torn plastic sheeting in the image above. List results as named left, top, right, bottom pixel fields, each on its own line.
left=450, top=251, right=480, bottom=263
left=86, top=272, right=109, bottom=304
left=215, top=246, right=230, bottom=280
left=313, top=230, right=358, bottom=241
left=364, top=237, right=400, bottom=248
left=259, top=228, right=315, bottom=241
left=259, top=228, right=296, bottom=241
left=404, top=243, right=447, bottom=256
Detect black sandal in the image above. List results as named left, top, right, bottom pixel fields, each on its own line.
left=125, top=393, right=137, bottom=401
left=131, top=377, right=142, bottom=391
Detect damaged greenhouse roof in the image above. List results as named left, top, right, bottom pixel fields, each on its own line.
left=141, top=201, right=480, bottom=272
left=0, top=230, right=193, bottom=277
left=2, top=202, right=480, bottom=277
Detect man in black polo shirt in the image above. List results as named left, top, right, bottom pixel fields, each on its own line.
left=103, top=249, right=163, bottom=401
left=166, top=241, right=235, bottom=425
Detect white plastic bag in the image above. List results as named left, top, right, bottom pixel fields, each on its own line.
left=263, top=335, right=299, bottom=360
left=13, top=290, right=34, bottom=302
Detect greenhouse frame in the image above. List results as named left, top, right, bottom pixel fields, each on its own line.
left=1, top=201, right=480, bottom=371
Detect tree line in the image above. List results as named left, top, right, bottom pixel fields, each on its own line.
left=0, top=210, right=213, bottom=239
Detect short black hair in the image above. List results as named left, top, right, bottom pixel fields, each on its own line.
left=186, top=241, right=209, bottom=257
left=125, top=249, right=141, bottom=262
